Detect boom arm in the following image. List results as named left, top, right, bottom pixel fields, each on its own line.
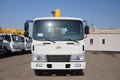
left=0, top=28, right=25, bottom=35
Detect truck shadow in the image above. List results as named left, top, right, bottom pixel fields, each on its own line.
left=0, top=51, right=31, bottom=59
left=90, top=51, right=120, bottom=57
left=36, top=70, right=84, bottom=76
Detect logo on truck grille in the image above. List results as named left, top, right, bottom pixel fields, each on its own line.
left=56, top=46, right=61, bottom=49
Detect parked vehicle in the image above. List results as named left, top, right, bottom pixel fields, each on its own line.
left=19, top=35, right=32, bottom=52
left=0, top=35, right=4, bottom=55
left=0, top=27, right=32, bottom=55
left=0, top=33, right=23, bottom=55
left=25, top=37, right=32, bottom=51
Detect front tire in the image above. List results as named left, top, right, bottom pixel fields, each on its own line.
left=34, top=70, right=40, bottom=76
left=3, top=47, right=8, bottom=56
left=3, top=47, right=12, bottom=56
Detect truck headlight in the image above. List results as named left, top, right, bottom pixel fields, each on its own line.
left=70, top=54, right=85, bottom=62
left=32, top=55, right=47, bottom=62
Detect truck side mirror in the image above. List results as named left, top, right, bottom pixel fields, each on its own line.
left=85, top=26, right=89, bottom=34
left=24, top=20, right=33, bottom=37
left=24, top=22, right=29, bottom=31
left=24, top=31, right=29, bottom=37
left=24, top=21, right=29, bottom=37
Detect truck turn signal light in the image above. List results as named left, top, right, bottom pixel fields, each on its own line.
left=52, top=9, right=61, bottom=17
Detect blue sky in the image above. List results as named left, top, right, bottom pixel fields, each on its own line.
left=0, top=0, right=120, bottom=31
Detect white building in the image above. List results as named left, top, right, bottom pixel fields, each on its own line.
left=85, top=28, right=120, bottom=51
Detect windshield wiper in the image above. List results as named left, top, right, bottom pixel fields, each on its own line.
left=40, top=37, right=55, bottom=43
left=63, top=38, right=79, bottom=43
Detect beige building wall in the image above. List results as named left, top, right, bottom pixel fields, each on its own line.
left=85, top=28, right=120, bottom=51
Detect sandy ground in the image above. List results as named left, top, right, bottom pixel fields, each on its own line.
left=0, top=51, right=120, bottom=80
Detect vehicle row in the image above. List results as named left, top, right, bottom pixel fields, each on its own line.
left=0, top=33, right=32, bottom=56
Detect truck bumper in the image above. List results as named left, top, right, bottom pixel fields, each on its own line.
left=31, top=62, right=86, bottom=70
left=11, top=49, right=21, bottom=52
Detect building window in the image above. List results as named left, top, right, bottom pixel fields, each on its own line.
left=102, top=39, right=105, bottom=44
left=90, top=38, right=93, bottom=45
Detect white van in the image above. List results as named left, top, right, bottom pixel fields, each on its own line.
left=0, top=33, right=23, bottom=55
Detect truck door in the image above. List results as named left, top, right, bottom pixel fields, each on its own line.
left=12, top=35, right=21, bottom=51
left=4, top=35, right=11, bottom=50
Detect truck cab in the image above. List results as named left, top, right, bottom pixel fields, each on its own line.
left=19, top=35, right=32, bottom=52
left=0, top=33, right=23, bottom=55
left=31, top=17, right=89, bottom=74
left=25, top=9, right=89, bottom=75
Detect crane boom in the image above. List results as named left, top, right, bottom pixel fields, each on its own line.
left=0, top=28, right=25, bottom=35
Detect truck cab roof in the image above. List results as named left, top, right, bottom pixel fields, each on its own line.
left=33, top=17, right=83, bottom=22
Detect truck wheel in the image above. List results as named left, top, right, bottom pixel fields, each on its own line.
left=3, top=47, right=11, bottom=56
left=22, top=49, right=25, bottom=54
left=3, top=47, right=8, bottom=56
left=34, top=70, right=40, bottom=76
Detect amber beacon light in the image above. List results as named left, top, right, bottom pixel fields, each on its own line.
left=52, top=9, right=61, bottom=17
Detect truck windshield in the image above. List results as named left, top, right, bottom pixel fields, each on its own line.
left=0, top=35, right=3, bottom=40
left=33, top=20, right=84, bottom=41
left=12, top=35, right=20, bottom=42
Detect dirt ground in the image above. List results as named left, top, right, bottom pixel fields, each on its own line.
left=0, top=51, right=120, bottom=80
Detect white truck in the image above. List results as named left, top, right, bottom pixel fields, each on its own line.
left=19, top=35, right=32, bottom=52
left=24, top=9, right=89, bottom=75
left=0, top=28, right=26, bottom=55
left=0, top=33, right=24, bottom=55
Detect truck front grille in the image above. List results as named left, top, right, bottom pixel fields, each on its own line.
left=47, top=55, right=70, bottom=62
